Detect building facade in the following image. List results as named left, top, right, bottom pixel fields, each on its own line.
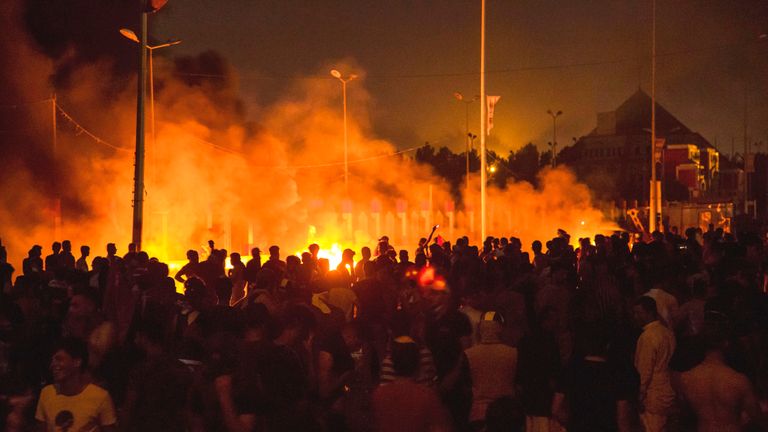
left=559, top=89, right=720, bottom=203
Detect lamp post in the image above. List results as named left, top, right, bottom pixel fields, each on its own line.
left=454, top=92, right=479, bottom=200
left=121, top=18, right=179, bottom=251
left=330, top=69, right=358, bottom=194
left=120, top=29, right=181, bottom=159
left=649, top=0, right=660, bottom=233
left=479, top=0, right=487, bottom=240
left=547, top=109, right=563, bottom=168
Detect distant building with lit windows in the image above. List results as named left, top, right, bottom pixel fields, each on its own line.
left=559, top=89, right=721, bottom=203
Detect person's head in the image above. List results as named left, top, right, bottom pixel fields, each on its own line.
left=342, top=248, right=355, bottom=263
left=478, top=311, right=505, bottom=342
left=128, top=243, right=137, bottom=253
left=360, top=246, right=371, bottom=260
left=50, top=337, right=89, bottom=382
left=30, top=245, right=42, bottom=258
left=269, top=245, right=280, bottom=260
left=308, top=243, right=319, bottom=256
left=633, top=296, right=658, bottom=327
left=67, top=289, right=98, bottom=319
left=62, top=240, right=72, bottom=253
left=80, top=245, right=90, bottom=257
left=186, top=249, right=199, bottom=263
left=532, top=240, right=542, bottom=254
left=278, top=304, right=316, bottom=345
left=135, top=319, right=167, bottom=354
left=52, top=242, right=61, bottom=254
left=390, top=336, right=420, bottom=378
left=184, top=277, right=209, bottom=308
left=243, top=303, right=272, bottom=334
left=251, top=247, right=261, bottom=258
left=301, top=252, right=312, bottom=265
left=399, top=250, right=409, bottom=263
left=230, top=252, right=242, bottom=264
left=106, top=243, right=117, bottom=256
left=285, top=254, right=299, bottom=268
left=376, top=241, right=388, bottom=256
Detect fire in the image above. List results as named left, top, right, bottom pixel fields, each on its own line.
left=295, top=242, right=345, bottom=270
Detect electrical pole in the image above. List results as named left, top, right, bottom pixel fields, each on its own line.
left=132, top=10, right=148, bottom=251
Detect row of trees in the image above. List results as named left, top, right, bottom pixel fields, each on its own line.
left=414, top=142, right=553, bottom=201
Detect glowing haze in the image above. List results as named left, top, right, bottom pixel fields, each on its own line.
left=0, top=0, right=615, bottom=268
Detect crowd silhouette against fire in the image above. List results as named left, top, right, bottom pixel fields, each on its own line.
left=0, top=227, right=766, bottom=431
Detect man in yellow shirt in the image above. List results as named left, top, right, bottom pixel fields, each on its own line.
left=35, top=338, right=117, bottom=432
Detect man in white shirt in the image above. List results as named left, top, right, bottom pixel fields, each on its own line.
left=633, top=296, right=676, bottom=432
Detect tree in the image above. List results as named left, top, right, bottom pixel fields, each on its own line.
left=509, top=143, right=539, bottom=185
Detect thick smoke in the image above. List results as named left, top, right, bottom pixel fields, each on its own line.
left=1, top=0, right=615, bottom=268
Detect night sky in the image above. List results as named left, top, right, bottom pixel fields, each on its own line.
left=151, top=0, right=768, bottom=156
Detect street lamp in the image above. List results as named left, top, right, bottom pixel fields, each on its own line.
left=120, top=29, right=181, bottom=153
left=547, top=109, right=563, bottom=168
left=330, top=69, right=358, bottom=194
left=454, top=92, right=479, bottom=199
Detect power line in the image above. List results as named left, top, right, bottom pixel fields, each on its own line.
left=0, top=98, right=53, bottom=109
left=55, top=104, right=133, bottom=153
left=174, top=37, right=767, bottom=82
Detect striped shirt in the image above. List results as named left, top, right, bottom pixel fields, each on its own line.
left=380, top=346, right=437, bottom=386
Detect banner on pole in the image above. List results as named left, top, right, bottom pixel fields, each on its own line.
left=145, top=0, right=169, bottom=13
left=487, top=95, right=501, bottom=135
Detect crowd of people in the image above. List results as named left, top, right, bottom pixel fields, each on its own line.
left=0, top=226, right=766, bottom=431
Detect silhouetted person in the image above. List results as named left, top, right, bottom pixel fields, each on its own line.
left=44, top=241, right=61, bottom=274
left=175, top=250, right=200, bottom=284
left=60, top=240, right=75, bottom=270
left=244, top=247, right=262, bottom=286
left=552, top=324, right=633, bottom=432
left=355, top=247, right=371, bottom=280
left=228, top=252, right=246, bottom=305
left=675, top=318, right=767, bottom=432
left=372, top=337, right=451, bottom=432
left=106, top=243, right=118, bottom=266
left=0, top=245, right=14, bottom=294
left=76, top=245, right=90, bottom=273
left=122, top=321, right=192, bottom=431
left=23, top=245, right=43, bottom=279
left=464, top=311, right=518, bottom=427
left=262, top=245, right=287, bottom=277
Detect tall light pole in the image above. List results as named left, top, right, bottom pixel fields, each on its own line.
left=649, top=0, right=659, bottom=233
left=479, top=0, right=488, bottom=241
left=454, top=92, right=478, bottom=200
left=547, top=109, right=563, bottom=168
left=120, top=28, right=181, bottom=181
left=330, top=69, right=358, bottom=194
left=130, top=12, right=148, bottom=251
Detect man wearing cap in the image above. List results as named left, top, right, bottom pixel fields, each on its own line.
left=463, top=311, right=519, bottom=427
